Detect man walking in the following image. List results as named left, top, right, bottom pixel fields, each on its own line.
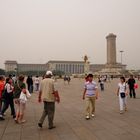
left=38, top=71, right=56, bottom=129
left=26, top=76, right=33, bottom=93
left=127, top=75, right=136, bottom=98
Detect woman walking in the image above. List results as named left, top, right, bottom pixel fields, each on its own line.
left=13, top=75, right=26, bottom=123
left=0, top=76, right=5, bottom=121
left=1, top=77, right=16, bottom=119
left=83, top=74, right=99, bottom=120
left=117, top=77, right=128, bottom=114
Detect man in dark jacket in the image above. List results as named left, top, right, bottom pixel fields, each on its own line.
left=127, top=75, right=136, bottom=98
left=26, top=76, right=33, bottom=93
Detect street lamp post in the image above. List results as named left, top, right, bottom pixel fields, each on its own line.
left=120, top=50, right=124, bottom=64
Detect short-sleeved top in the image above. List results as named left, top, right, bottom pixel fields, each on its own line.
left=127, top=78, right=135, bottom=88
left=84, top=81, right=98, bottom=97
left=0, top=81, right=5, bottom=98
left=35, top=77, right=40, bottom=84
left=13, top=81, right=26, bottom=99
left=5, top=83, right=13, bottom=93
left=118, top=82, right=127, bottom=93
left=40, top=78, right=55, bottom=102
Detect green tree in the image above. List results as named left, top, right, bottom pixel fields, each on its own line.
left=0, top=69, right=5, bottom=75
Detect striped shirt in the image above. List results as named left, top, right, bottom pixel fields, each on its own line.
left=84, top=81, right=98, bottom=97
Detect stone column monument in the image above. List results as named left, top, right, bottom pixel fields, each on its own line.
left=83, top=55, right=90, bottom=74
left=99, top=33, right=126, bottom=75
left=106, top=33, right=117, bottom=65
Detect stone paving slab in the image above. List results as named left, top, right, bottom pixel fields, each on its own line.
left=0, top=78, right=140, bottom=140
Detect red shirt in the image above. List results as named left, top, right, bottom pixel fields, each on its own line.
left=0, top=81, right=5, bottom=98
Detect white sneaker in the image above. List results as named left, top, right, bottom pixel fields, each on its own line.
left=120, top=111, right=123, bottom=114
left=91, top=114, right=95, bottom=117
left=85, top=116, right=90, bottom=120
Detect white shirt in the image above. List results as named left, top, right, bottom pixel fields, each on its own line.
left=19, top=90, right=31, bottom=103
left=84, top=81, right=98, bottom=97
left=5, top=83, right=13, bottom=93
left=12, top=76, right=17, bottom=84
left=19, top=92, right=27, bottom=103
left=100, top=78, right=104, bottom=84
left=118, top=82, right=127, bottom=93
left=34, top=77, right=40, bottom=84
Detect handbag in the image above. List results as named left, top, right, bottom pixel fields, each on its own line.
left=120, top=92, right=126, bottom=98
left=53, top=90, right=60, bottom=103
left=26, top=90, right=31, bottom=98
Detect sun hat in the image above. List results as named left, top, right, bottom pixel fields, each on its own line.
left=46, top=71, right=53, bottom=76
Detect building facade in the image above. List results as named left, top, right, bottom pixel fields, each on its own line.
left=18, top=64, right=47, bottom=72
left=5, top=61, right=47, bottom=73
left=47, top=61, right=85, bottom=74
left=90, top=64, right=106, bottom=72
left=5, top=61, right=18, bottom=72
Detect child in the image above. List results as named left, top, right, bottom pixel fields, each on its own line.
left=18, top=89, right=31, bottom=123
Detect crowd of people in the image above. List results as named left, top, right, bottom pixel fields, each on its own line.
left=0, top=74, right=39, bottom=122
left=0, top=72, right=138, bottom=129
left=83, top=74, right=137, bottom=119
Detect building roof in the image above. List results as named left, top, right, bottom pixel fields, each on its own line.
left=90, top=64, right=105, bottom=66
left=106, top=33, right=117, bottom=39
left=47, top=60, right=84, bottom=64
left=18, top=63, right=46, bottom=66
left=5, top=60, right=17, bottom=64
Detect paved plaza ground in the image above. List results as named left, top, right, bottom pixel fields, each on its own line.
left=0, top=78, right=140, bottom=140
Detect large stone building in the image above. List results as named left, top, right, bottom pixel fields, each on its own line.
left=5, top=60, right=85, bottom=74
left=90, top=64, right=105, bottom=72
left=5, top=61, right=47, bottom=73
left=5, top=61, right=18, bottom=72
left=47, top=61, right=85, bottom=74
left=18, top=64, right=47, bottom=72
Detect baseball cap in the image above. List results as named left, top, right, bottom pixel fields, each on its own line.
left=46, top=71, right=53, bottom=76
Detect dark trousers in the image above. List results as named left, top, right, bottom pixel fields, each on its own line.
left=0, top=98, right=2, bottom=113
left=39, top=101, right=55, bottom=127
left=129, top=88, right=136, bottom=98
left=35, top=84, right=39, bottom=91
left=28, top=85, right=33, bottom=93
left=100, top=83, right=104, bottom=91
left=2, top=95, right=15, bottom=116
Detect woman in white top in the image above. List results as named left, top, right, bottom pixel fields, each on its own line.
left=117, top=77, right=128, bottom=114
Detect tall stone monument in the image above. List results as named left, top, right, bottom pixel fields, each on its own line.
left=99, top=33, right=126, bottom=75
left=106, top=33, right=117, bottom=65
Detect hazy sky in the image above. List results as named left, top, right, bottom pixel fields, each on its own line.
left=0, top=0, right=140, bottom=69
